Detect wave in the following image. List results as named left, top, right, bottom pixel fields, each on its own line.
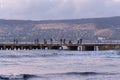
left=0, top=74, right=36, bottom=80
left=0, top=50, right=120, bottom=58
left=0, top=53, right=60, bottom=58
left=49, top=72, right=118, bottom=76
left=0, top=72, right=119, bottom=80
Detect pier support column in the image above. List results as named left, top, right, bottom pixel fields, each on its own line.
left=94, top=46, right=99, bottom=51
left=60, top=46, right=63, bottom=50
left=11, top=46, right=14, bottom=50
left=78, top=46, right=82, bottom=51
left=3, top=46, right=6, bottom=50
left=41, top=46, right=48, bottom=50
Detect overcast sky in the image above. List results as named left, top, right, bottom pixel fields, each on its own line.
left=0, top=0, right=120, bottom=20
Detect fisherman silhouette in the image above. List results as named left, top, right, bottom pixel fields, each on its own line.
left=68, top=40, right=72, bottom=44
left=36, top=38, right=39, bottom=44
left=44, top=39, right=47, bottom=44
left=63, top=39, right=66, bottom=44
left=60, top=39, right=62, bottom=44
left=50, top=38, right=53, bottom=44
left=80, top=39, right=82, bottom=44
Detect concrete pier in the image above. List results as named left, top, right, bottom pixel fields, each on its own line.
left=0, top=43, right=119, bottom=51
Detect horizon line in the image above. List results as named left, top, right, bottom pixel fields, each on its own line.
left=0, top=16, right=120, bottom=21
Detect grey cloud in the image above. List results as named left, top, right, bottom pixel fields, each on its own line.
left=0, top=0, right=120, bottom=20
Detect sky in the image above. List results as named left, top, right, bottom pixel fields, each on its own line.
left=0, top=0, right=120, bottom=20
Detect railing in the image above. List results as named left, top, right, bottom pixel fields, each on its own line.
left=0, top=40, right=120, bottom=44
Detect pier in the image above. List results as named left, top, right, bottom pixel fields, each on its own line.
left=0, top=43, right=119, bottom=51
left=0, top=38, right=119, bottom=51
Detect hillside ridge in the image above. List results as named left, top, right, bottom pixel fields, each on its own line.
left=0, top=16, right=120, bottom=40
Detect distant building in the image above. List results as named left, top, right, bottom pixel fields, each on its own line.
left=98, top=37, right=105, bottom=41
left=98, top=37, right=106, bottom=42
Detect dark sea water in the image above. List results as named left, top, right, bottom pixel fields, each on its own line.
left=0, top=50, right=120, bottom=80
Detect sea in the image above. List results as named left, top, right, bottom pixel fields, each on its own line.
left=0, top=50, right=120, bottom=80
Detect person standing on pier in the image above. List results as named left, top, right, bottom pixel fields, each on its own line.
left=16, top=38, right=18, bottom=44
left=14, top=38, right=16, bottom=44
left=35, top=38, right=39, bottom=44
left=36, top=38, right=39, bottom=44
left=50, top=38, right=53, bottom=44
left=80, top=39, right=82, bottom=44
left=34, top=38, right=37, bottom=44
left=68, top=40, right=72, bottom=44
left=77, top=39, right=80, bottom=44
left=63, top=39, right=66, bottom=44
left=44, top=39, right=47, bottom=44
left=60, top=39, right=62, bottom=44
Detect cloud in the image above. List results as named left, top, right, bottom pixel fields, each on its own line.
left=0, top=0, right=120, bottom=20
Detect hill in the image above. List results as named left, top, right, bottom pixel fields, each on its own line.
left=0, top=16, right=120, bottom=42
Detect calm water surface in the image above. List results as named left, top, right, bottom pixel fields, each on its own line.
left=0, top=50, right=120, bottom=80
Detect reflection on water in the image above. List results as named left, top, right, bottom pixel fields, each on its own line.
left=0, top=50, right=120, bottom=80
